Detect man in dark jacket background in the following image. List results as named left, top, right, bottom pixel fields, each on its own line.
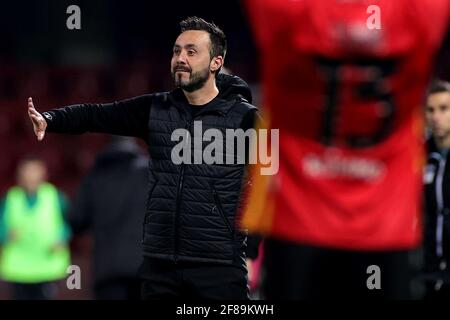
left=423, top=80, right=450, bottom=299
left=69, top=136, right=147, bottom=300
left=27, top=17, right=259, bottom=299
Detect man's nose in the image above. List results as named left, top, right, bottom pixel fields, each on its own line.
left=432, top=112, right=442, bottom=123
left=176, top=52, right=188, bottom=64
left=430, top=117, right=442, bottom=129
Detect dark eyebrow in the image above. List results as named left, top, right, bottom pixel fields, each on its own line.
left=173, top=43, right=198, bottom=50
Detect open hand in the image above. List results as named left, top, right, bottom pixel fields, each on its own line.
left=27, top=97, right=47, bottom=141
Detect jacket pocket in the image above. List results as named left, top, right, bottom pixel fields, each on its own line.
left=144, top=179, right=158, bottom=225
left=212, top=187, right=233, bottom=238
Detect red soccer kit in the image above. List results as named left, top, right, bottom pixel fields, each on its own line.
left=243, top=0, right=450, bottom=250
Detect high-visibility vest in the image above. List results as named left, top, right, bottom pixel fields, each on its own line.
left=0, top=183, right=70, bottom=283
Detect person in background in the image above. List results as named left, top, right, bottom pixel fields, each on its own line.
left=69, top=136, right=147, bottom=300
left=0, top=156, right=71, bottom=300
left=423, top=80, right=450, bottom=299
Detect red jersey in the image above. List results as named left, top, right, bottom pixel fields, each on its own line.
left=243, top=0, right=449, bottom=250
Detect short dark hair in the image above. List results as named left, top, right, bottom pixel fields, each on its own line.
left=179, top=16, right=227, bottom=62
left=428, top=79, right=450, bottom=95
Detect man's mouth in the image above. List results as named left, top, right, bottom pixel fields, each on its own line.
left=175, top=67, right=190, bottom=73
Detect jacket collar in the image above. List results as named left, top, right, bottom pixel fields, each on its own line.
left=167, top=87, right=240, bottom=118
left=427, top=137, right=450, bottom=162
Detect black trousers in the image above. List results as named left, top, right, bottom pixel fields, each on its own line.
left=139, top=258, right=249, bottom=300
left=262, top=238, right=418, bottom=300
left=95, top=277, right=142, bottom=300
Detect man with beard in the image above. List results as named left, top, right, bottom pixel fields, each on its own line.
left=422, top=80, right=450, bottom=299
left=27, top=17, right=259, bottom=299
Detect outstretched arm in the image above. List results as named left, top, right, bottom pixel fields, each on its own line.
left=27, top=94, right=152, bottom=142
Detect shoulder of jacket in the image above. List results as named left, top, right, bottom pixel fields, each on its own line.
left=230, top=99, right=258, bottom=115
left=150, top=92, right=172, bottom=105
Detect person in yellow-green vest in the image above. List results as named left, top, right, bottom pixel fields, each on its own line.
left=0, top=156, right=71, bottom=300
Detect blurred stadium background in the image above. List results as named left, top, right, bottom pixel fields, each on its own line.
left=0, top=0, right=449, bottom=299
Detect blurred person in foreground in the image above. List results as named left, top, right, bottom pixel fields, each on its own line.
left=0, top=156, right=71, bottom=300
left=26, top=17, right=260, bottom=299
left=242, top=0, right=450, bottom=299
left=69, top=136, right=147, bottom=300
left=422, top=80, right=450, bottom=299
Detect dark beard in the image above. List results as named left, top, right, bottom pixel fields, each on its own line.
left=172, top=66, right=210, bottom=93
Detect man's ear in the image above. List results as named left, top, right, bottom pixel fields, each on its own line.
left=210, top=56, right=224, bottom=73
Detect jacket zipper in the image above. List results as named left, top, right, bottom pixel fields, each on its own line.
left=174, top=120, right=191, bottom=263
left=172, top=109, right=225, bottom=263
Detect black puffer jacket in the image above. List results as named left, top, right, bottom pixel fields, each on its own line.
left=143, top=75, right=257, bottom=268
left=45, top=74, right=258, bottom=269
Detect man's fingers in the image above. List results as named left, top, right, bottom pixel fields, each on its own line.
left=28, top=97, right=34, bottom=109
left=28, top=103, right=38, bottom=114
left=29, top=114, right=41, bottom=124
left=28, top=107, right=40, bottom=117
